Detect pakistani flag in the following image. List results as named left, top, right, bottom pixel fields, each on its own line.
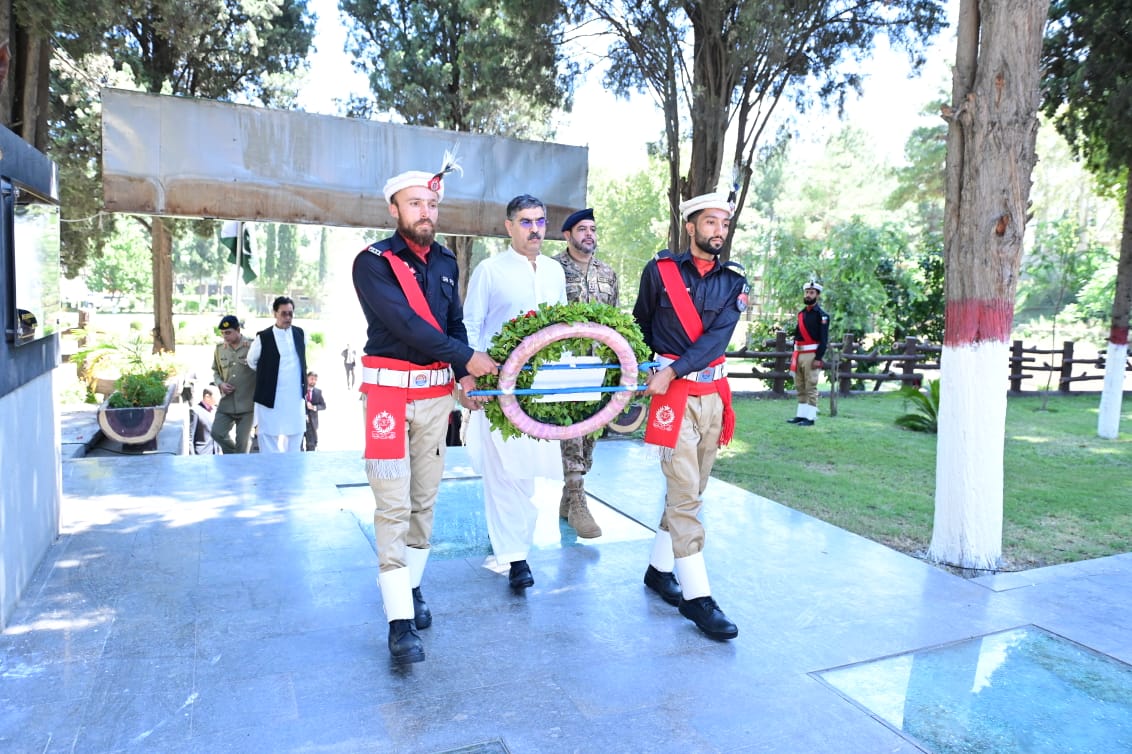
left=220, top=220, right=257, bottom=283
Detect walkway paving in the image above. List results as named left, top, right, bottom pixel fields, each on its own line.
left=3, top=439, right=1132, bottom=753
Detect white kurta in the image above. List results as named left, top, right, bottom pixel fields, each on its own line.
left=248, top=326, right=307, bottom=442
left=464, top=248, right=567, bottom=563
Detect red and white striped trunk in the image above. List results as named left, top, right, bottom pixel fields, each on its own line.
left=928, top=0, right=1049, bottom=570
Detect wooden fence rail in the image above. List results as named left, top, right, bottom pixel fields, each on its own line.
left=725, top=334, right=1130, bottom=396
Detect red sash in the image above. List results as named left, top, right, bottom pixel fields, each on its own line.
left=644, top=258, right=735, bottom=449
left=383, top=250, right=441, bottom=330
left=791, top=309, right=818, bottom=372
left=361, top=250, right=451, bottom=460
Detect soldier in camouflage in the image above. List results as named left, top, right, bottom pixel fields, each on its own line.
left=552, top=208, right=619, bottom=538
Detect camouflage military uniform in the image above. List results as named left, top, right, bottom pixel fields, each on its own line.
left=553, top=250, right=619, bottom=537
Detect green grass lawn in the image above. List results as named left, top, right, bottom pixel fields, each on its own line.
left=710, top=392, right=1132, bottom=571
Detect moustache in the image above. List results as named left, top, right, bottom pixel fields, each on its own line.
left=528, top=233, right=542, bottom=240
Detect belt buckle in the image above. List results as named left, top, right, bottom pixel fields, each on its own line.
left=409, top=369, right=431, bottom=389
left=697, top=368, right=713, bottom=382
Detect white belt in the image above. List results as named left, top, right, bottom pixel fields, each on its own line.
left=362, top=366, right=452, bottom=389
left=657, top=356, right=726, bottom=383
left=683, top=364, right=726, bottom=383
left=794, top=343, right=819, bottom=352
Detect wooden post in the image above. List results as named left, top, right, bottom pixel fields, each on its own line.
left=772, top=330, right=788, bottom=395
left=1059, top=340, right=1074, bottom=393
left=827, top=348, right=839, bottom=417
left=838, top=333, right=855, bottom=395
left=902, top=337, right=921, bottom=387
left=1010, top=340, right=1024, bottom=393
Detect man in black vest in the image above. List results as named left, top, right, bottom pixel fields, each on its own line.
left=352, top=158, right=496, bottom=665
left=247, top=296, right=307, bottom=453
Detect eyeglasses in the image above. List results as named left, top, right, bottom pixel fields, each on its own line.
left=515, top=217, right=547, bottom=229
left=278, top=311, right=294, bottom=317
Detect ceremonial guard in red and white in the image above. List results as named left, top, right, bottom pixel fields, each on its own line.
left=788, top=280, right=829, bottom=427
left=632, top=190, right=748, bottom=640
left=352, top=153, right=497, bottom=664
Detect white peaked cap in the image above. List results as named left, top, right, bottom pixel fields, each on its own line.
left=678, top=192, right=734, bottom=221
left=804, top=279, right=824, bottom=293
left=383, top=170, right=445, bottom=204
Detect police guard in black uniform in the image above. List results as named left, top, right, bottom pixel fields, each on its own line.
left=788, top=280, right=829, bottom=426
left=352, top=156, right=496, bottom=665
left=633, top=191, right=748, bottom=641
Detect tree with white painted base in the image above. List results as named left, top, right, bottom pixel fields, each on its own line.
left=1041, top=0, right=1132, bottom=440
left=929, top=0, right=1049, bottom=570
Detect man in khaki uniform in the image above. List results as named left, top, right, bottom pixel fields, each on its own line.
left=552, top=208, right=618, bottom=538
left=633, top=192, right=747, bottom=641
left=211, top=314, right=256, bottom=454
left=352, top=160, right=496, bottom=664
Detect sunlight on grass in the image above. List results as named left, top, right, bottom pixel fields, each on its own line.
left=715, top=393, right=1132, bottom=571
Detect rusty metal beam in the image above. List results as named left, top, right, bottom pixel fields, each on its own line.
left=101, top=89, right=588, bottom=237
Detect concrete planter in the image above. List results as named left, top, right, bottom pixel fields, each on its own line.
left=96, top=382, right=177, bottom=452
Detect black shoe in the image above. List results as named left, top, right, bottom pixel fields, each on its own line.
left=786, top=417, right=804, bottom=423
left=643, top=565, right=682, bottom=606
left=794, top=418, right=814, bottom=426
left=412, top=586, right=432, bottom=630
left=388, top=619, right=425, bottom=664
left=508, top=560, right=534, bottom=589
left=678, top=596, right=739, bottom=640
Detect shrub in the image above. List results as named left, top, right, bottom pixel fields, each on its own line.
left=108, top=368, right=171, bottom=408
left=894, top=379, right=939, bottom=433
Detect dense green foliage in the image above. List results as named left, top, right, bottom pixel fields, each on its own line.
left=108, top=369, right=170, bottom=408
left=1043, top=0, right=1132, bottom=177
left=341, top=0, right=574, bottom=135
left=578, top=0, right=946, bottom=253
left=47, top=0, right=317, bottom=347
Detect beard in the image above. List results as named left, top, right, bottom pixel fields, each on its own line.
left=694, top=229, right=725, bottom=256
left=570, top=238, right=596, bottom=256
left=804, top=295, right=817, bottom=306
left=399, top=218, right=436, bottom=247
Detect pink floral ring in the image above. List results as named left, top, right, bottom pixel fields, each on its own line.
left=497, top=322, right=639, bottom=441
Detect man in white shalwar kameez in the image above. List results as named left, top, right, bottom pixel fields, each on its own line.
left=248, top=296, right=308, bottom=453
left=464, top=194, right=567, bottom=590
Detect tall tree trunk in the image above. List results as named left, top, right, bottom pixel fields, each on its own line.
left=0, top=0, right=11, bottom=126
left=151, top=218, right=176, bottom=353
left=1097, top=167, right=1132, bottom=439
left=449, top=235, right=474, bottom=303
left=929, top=0, right=1049, bottom=571
left=19, top=35, right=48, bottom=150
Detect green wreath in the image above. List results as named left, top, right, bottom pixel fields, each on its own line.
left=476, top=301, right=652, bottom=440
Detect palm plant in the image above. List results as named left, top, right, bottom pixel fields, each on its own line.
left=894, top=379, right=940, bottom=433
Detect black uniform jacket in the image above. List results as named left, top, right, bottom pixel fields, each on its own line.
left=352, top=233, right=474, bottom=379
left=795, top=305, right=830, bottom=361
left=632, top=249, right=748, bottom=377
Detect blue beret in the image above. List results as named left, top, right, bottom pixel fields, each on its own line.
left=561, top=207, right=595, bottom=233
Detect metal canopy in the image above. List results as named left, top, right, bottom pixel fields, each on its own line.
left=101, top=89, right=588, bottom=237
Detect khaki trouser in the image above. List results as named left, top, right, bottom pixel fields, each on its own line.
left=211, top=410, right=254, bottom=454
left=795, top=351, right=820, bottom=407
left=366, top=394, right=451, bottom=572
left=658, top=392, right=723, bottom=559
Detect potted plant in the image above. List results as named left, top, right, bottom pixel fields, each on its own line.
left=96, top=364, right=179, bottom=452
